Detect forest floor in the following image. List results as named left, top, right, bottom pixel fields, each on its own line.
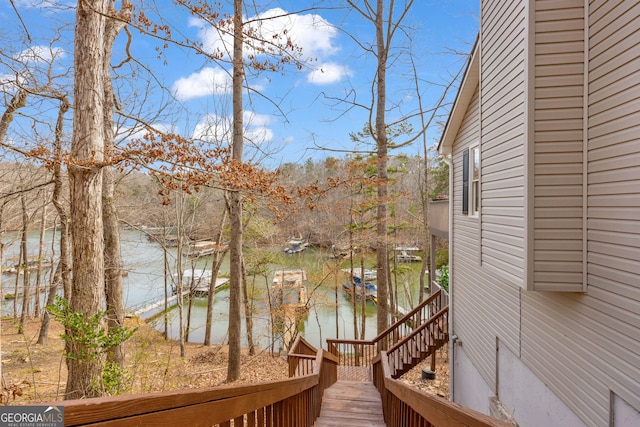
left=1, top=317, right=449, bottom=405
left=399, top=346, right=450, bottom=399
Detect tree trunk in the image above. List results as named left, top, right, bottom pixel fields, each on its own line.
left=359, top=248, right=366, bottom=340
left=34, top=202, right=47, bottom=318
left=226, top=0, right=244, bottom=383
left=186, top=262, right=194, bottom=343
left=204, top=209, right=227, bottom=346
left=241, top=257, right=254, bottom=355
left=163, top=241, right=169, bottom=339
left=38, top=97, right=71, bottom=345
left=102, top=0, right=129, bottom=369
left=348, top=220, right=358, bottom=340
left=18, top=191, right=30, bottom=335
left=0, top=90, right=27, bottom=143
left=264, top=274, right=275, bottom=354
left=102, top=166, right=125, bottom=366
left=38, top=253, right=60, bottom=346
left=66, top=0, right=108, bottom=399
left=13, top=239, right=21, bottom=319
left=374, top=0, right=390, bottom=338
left=176, top=193, right=186, bottom=357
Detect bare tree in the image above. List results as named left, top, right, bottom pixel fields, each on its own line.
left=17, top=188, right=30, bottom=334
left=66, top=0, right=108, bottom=399
left=38, top=96, right=70, bottom=345
left=102, top=0, right=131, bottom=370
left=34, top=197, right=48, bottom=318
left=204, top=207, right=228, bottom=346
left=343, top=0, right=417, bottom=336
left=226, top=0, right=245, bottom=381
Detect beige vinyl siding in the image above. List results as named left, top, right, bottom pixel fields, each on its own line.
left=588, top=0, right=640, bottom=314
left=480, top=0, right=526, bottom=287
left=452, top=84, right=520, bottom=393
left=533, top=0, right=584, bottom=291
left=519, top=1, right=640, bottom=425
left=451, top=86, right=494, bottom=389
left=587, top=0, right=640, bottom=415
left=521, top=289, right=640, bottom=426
left=447, top=1, right=640, bottom=425
left=521, top=294, right=611, bottom=426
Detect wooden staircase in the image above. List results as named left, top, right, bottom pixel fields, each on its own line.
left=57, top=295, right=510, bottom=427
left=386, top=306, right=448, bottom=378
left=327, top=289, right=449, bottom=381
left=314, top=381, right=385, bottom=426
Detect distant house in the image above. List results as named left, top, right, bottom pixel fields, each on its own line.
left=438, top=1, right=640, bottom=426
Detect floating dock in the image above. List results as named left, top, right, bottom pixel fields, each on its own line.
left=131, top=277, right=229, bottom=318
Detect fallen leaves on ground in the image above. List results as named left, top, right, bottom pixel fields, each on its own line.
left=398, top=346, right=450, bottom=399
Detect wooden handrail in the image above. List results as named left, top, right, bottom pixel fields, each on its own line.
left=327, top=289, right=444, bottom=350
left=54, top=375, right=317, bottom=426
left=387, top=306, right=448, bottom=354
left=376, top=289, right=444, bottom=340
left=327, top=290, right=446, bottom=375
left=288, top=337, right=338, bottom=377
left=290, top=335, right=317, bottom=356
left=374, top=351, right=511, bottom=427
left=48, top=341, right=338, bottom=427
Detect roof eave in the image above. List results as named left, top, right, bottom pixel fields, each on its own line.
left=437, top=38, right=480, bottom=156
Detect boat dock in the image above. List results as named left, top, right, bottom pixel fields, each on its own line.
left=130, top=290, right=190, bottom=318
left=130, top=277, right=229, bottom=318
left=191, top=277, right=229, bottom=297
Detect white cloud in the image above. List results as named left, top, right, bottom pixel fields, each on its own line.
left=193, top=112, right=274, bottom=145
left=116, top=123, right=175, bottom=144
left=244, top=111, right=274, bottom=144
left=244, top=111, right=270, bottom=127
left=246, top=126, right=274, bottom=144
left=192, top=114, right=231, bottom=143
left=13, top=0, right=70, bottom=7
left=306, top=62, right=352, bottom=85
left=172, top=67, right=232, bottom=101
left=192, top=8, right=339, bottom=62
left=14, top=45, right=65, bottom=63
left=0, top=73, right=26, bottom=92
left=248, top=8, right=338, bottom=59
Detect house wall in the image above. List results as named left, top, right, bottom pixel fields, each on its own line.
left=452, top=343, right=494, bottom=414
left=450, top=84, right=520, bottom=395
left=532, top=0, right=585, bottom=291
left=450, top=1, right=640, bottom=425
left=480, top=0, right=527, bottom=287
left=587, top=0, right=640, bottom=417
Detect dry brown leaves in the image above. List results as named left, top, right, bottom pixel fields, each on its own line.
left=398, top=346, right=450, bottom=399
left=1, top=317, right=287, bottom=404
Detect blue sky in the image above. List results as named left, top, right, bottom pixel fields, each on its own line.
left=0, top=1, right=478, bottom=168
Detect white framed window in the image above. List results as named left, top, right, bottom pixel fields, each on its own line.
left=470, top=144, right=480, bottom=216
left=462, top=144, right=480, bottom=217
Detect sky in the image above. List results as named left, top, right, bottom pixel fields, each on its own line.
left=0, top=0, right=479, bottom=168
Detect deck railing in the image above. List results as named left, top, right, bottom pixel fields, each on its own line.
left=53, top=339, right=337, bottom=427
left=386, top=306, right=449, bottom=378
left=327, top=289, right=446, bottom=372
left=373, top=351, right=511, bottom=427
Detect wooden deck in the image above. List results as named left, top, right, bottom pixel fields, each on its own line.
left=314, top=380, right=386, bottom=427
left=337, top=365, right=371, bottom=381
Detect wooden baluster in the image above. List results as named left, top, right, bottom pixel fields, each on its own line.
left=247, top=411, right=256, bottom=427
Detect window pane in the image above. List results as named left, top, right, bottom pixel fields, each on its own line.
left=474, top=181, right=479, bottom=213
left=473, top=148, right=480, bottom=180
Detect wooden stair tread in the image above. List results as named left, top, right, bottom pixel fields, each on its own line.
left=314, top=381, right=385, bottom=427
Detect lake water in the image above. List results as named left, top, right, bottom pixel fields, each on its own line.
left=1, top=229, right=424, bottom=351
